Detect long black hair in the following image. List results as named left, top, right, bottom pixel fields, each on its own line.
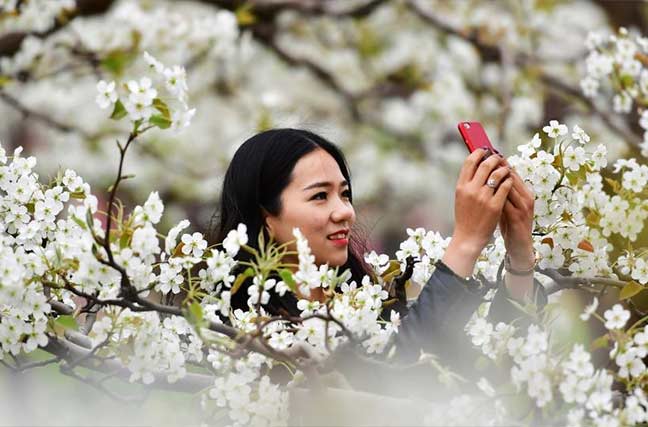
left=213, top=128, right=370, bottom=314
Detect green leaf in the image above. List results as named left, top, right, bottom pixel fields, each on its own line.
left=69, top=191, right=87, bottom=200
left=101, top=50, right=136, bottom=76
left=190, top=301, right=203, bottom=321
left=566, top=166, right=587, bottom=186
left=382, top=260, right=403, bottom=283
left=185, top=301, right=204, bottom=327
left=71, top=215, right=87, bottom=230
left=357, top=24, right=382, bottom=59
left=620, top=74, right=634, bottom=88
left=85, top=208, right=94, bottom=229
left=231, top=267, right=254, bottom=296
left=149, top=114, right=172, bottom=129
left=256, top=110, right=272, bottom=131
left=110, top=99, right=127, bottom=120
left=235, top=4, right=256, bottom=25
left=591, top=333, right=610, bottom=350
left=604, top=178, right=622, bottom=195
left=55, top=315, right=79, bottom=331
left=132, top=119, right=143, bottom=134
left=620, top=280, right=645, bottom=300
left=584, top=209, right=600, bottom=227
left=257, top=228, right=265, bottom=254
left=279, top=269, right=297, bottom=293
left=119, top=229, right=131, bottom=249
left=0, top=75, right=12, bottom=88
left=152, top=98, right=171, bottom=120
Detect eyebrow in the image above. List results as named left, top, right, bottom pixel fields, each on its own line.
left=302, top=180, right=349, bottom=191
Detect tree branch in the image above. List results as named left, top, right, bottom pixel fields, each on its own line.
left=41, top=335, right=213, bottom=393
left=0, top=90, right=93, bottom=139
left=58, top=364, right=148, bottom=404
left=49, top=300, right=74, bottom=315
left=406, top=0, right=644, bottom=148
left=199, top=0, right=387, bottom=19
left=14, top=356, right=61, bottom=372
left=0, top=0, right=115, bottom=58
left=250, top=26, right=361, bottom=120
left=537, top=267, right=626, bottom=295
left=535, top=71, right=643, bottom=147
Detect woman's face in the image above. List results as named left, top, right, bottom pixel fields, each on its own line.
left=265, top=148, right=356, bottom=267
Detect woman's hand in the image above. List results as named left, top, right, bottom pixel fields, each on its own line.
left=497, top=158, right=536, bottom=301
left=442, top=149, right=514, bottom=278
left=499, top=160, right=535, bottom=269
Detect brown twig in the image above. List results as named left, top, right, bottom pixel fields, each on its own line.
left=537, top=267, right=626, bottom=295
left=64, top=334, right=111, bottom=371
left=199, top=0, right=387, bottom=19
left=102, top=132, right=137, bottom=276
left=45, top=276, right=301, bottom=366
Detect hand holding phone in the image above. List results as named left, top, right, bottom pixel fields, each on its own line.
left=457, top=121, right=501, bottom=157
left=442, top=123, right=514, bottom=277
left=455, top=121, right=537, bottom=287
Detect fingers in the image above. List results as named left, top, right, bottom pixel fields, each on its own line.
left=503, top=198, right=517, bottom=218
left=509, top=171, right=535, bottom=209
left=507, top=183, right=524, bottom=209
left=501, top=158, right=534, bottom=196
left=487, top=166, right=511, bottom=188
left=492, top=176, right=514, bottom=208
left=499, top=156, right=535, bottom=200
left=458, top=148, right=490, bottom=185
left=473, top=154, right=504, bottom=186
left=513, top=171, right=535, bottom=200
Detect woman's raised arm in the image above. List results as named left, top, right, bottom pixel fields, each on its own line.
left=392, top=149, right=545, bottom=367
left=442, top=148, right=513, bottom=277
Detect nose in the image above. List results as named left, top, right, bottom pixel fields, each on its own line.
left=330, top=196, right=355, bottom=224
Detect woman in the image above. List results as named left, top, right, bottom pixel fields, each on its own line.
left=214, top=128, right=545, bottom=364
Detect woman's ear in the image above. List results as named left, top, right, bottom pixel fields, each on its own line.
left=261, top=208, right=274, bottom=238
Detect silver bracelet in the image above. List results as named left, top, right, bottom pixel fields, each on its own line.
left=504, top=253, right=537, bottom=276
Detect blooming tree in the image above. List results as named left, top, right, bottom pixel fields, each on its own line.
left=1, top=0, right=636, bottom=229
left=2, top=1, right=648, bottom=426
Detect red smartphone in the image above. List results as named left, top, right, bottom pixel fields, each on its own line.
left=457, top=121, right=500, bottom=156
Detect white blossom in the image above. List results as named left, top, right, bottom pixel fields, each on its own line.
left=95, top=80, right=118, bottom=109
left=603, top=304, right=630, bottom=330
left=542, top=120, right=568, bottom=138
left=223, top=223, right=248, bottom=257
left=580, top=297, right=599, bottom=321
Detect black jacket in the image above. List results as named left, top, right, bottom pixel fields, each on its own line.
left=394, top=259, right=547, bottom=364
left=328, top=259, right=547, bottom=396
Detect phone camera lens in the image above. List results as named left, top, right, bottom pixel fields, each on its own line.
left=463, top=123, right=470, bottom=129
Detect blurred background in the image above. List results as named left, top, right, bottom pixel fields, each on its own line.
left=1, top=0, right=647, bottom=424
left=1, top=0, right=646, bottom=251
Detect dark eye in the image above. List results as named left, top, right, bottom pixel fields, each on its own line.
left=311, top=191, right=327, bottom=201
left=342, top=189, right=352, bottom=200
